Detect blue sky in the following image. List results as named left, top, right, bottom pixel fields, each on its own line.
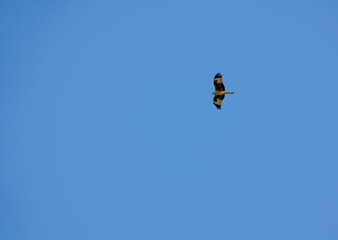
left=1, top=0, right=338, bottom=239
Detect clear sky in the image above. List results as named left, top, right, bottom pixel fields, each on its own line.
left=1, top=0, right=338, bottom=239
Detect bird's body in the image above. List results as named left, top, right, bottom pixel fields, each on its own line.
left=212, top=91, right=234, bottom=95
left=212, top=90, right=226, bottom=95
left=212, top=73, right=234, bottom=109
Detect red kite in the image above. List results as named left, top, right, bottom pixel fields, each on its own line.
left=212, top=73, right=234, bottom=109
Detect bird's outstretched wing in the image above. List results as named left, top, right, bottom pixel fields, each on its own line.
left=214, top=73, right=225, bottom=91
left=213, top=95, right=225, bottom=110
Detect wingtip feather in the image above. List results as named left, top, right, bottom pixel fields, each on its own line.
left=214, top=72, right=222, bottom=78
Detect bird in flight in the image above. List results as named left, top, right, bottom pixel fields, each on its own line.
left=212, top=73, right=234, bottom=109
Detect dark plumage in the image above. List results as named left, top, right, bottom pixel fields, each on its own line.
left=214, top=73, right=222, bottom=78
left=213, top=95, right=225, bottom=109
left=212, top=72, right=234, bottom=110
left=214, top=73, right=225, bottom=91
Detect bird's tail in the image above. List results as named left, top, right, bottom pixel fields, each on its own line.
left=226, top=92, right=235, bottom=94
